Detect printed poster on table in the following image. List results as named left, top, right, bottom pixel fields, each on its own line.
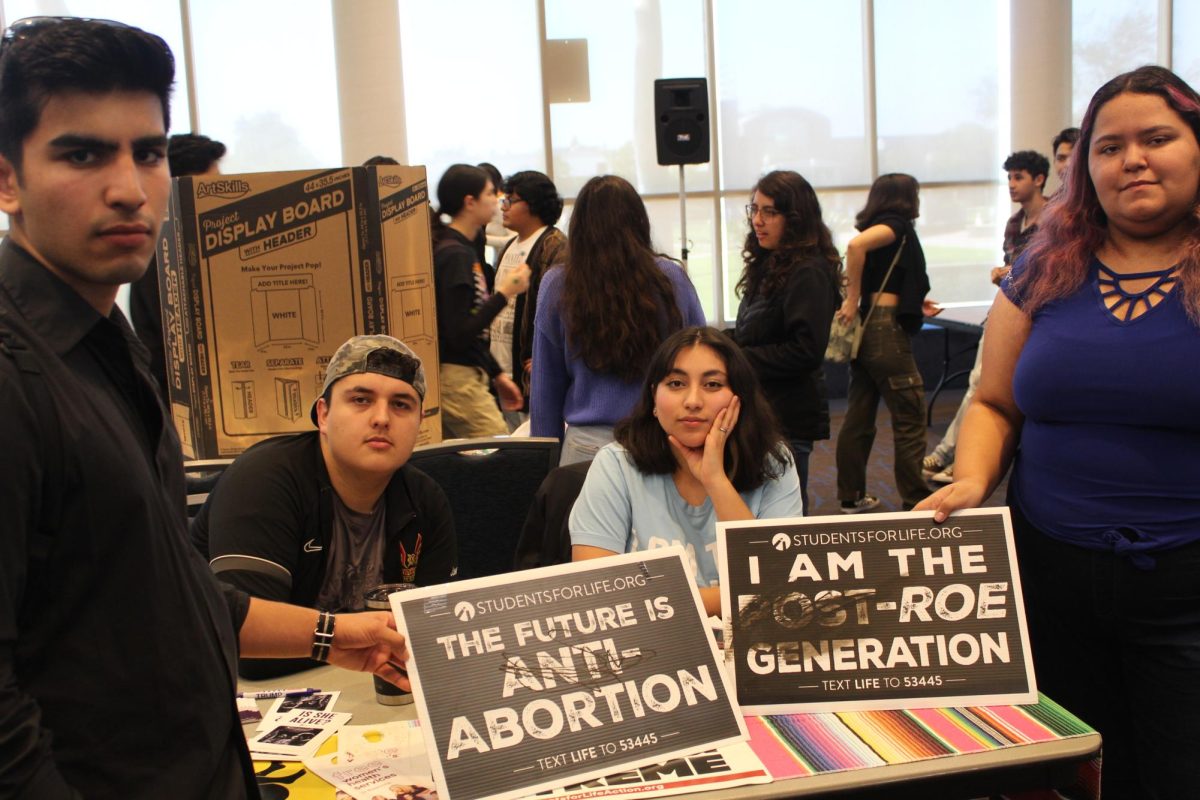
left=392, top=548, right=747, bottom=800
left=534, top=742, right=770, bottom=800
left=717, top=508, right=1036, bottom=714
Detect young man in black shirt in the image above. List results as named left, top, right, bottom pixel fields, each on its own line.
left=0, top=18, right=411, bottom=798
left=195, top=335, right=457, bottom=677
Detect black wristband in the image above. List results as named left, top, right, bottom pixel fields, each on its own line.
left=311, top=611, right=336, bottom=663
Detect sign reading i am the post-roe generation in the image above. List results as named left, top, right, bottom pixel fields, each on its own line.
left=392, top=548, right=747, bottom=800
left=717, top=508, right=1036, bottom=714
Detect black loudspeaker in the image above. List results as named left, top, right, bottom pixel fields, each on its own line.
left=654, top=78, right=710, bottom=166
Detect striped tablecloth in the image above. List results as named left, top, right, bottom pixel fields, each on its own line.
left=745, top=693, right=1100, bottom=799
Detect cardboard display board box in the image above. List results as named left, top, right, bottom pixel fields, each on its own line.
left=158, top=165, right=441, bottom=459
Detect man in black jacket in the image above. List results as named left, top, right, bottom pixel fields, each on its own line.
left=0, top=18, right=410, bottom=797
left=195, top=335, right=457, bottom=677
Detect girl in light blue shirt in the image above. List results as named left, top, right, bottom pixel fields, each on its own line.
left=570, top=327, right=802, bottom=615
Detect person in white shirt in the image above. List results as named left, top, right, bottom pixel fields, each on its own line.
left=489, top=170, right=567, bottom=425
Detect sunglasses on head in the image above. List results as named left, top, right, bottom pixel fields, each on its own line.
left=0, top=16, right=157, bottom=60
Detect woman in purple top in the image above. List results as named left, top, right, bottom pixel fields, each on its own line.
left=531, top=175, right=706, bottom=464
left=920, top=66, right=1200, bottom=799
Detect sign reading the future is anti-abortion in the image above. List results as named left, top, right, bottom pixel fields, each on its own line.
left=392, top=548, right=747, bottom=800
left=718, top=508, right=1036, bottom=714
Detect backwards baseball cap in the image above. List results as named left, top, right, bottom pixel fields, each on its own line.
left=311, top=334, right=425, bottom=425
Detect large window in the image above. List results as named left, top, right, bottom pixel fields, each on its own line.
left=8, top=1, right=1198, bottom=319
left=1173, top=0, right=1200, bottom=90
left=545, top=0, right=708, bottom=197
left=873, top=0, right=1007, bottom=304
left=713, top=0, right=868, bottom=191
left=918, top=184, right=1009, bottom=303
left=712, top=1, right=948, bottom=312
left=400, top=0, right=546, bottom=190
left=190, top=0, right=341, bottom=172
left=1072, top=0, right=1158, bottom=120
left=875, top=0, right=1003, bottom=183
left=545, top=0, right=715, bottom=314
left=711, top=0, right=1008, bottom=310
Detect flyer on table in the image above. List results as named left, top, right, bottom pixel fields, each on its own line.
left=392, top=548, right=748, bottom=800
left=717, top=508, right=1036, bottom=714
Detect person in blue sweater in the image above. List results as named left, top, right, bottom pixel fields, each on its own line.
left=919, top=66, right=1200, bottom=799
left=570, top=327, right=802, bottom=615
left=531, top=174, right=706, bottom=464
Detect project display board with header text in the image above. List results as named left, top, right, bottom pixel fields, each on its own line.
left=391, top=548, right=747, bottom=800
left=158, top=165, right=441, bottom=458
left=718, top=508, right=1036, bottom=714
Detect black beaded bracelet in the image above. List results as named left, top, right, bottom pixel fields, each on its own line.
left=311, top=611, right=336, bottom=663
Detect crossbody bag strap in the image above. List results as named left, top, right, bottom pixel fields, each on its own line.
left=861, top=234, right=907, bottom=328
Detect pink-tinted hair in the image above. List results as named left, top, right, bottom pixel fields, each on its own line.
left=1017, top=66, right=1200, bottom=324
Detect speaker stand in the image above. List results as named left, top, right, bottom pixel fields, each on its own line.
left=678, top=165, right=689, bottom=268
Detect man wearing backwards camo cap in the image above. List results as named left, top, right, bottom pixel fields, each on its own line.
left=195, top=334, right=457, bottom=678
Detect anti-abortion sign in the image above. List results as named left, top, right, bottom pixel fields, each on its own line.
left=717, top=508, right=1036, bottom=714
left=392, top=548, right=747, bottom=800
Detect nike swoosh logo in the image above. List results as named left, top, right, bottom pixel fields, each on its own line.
left=303, top=539, right=323, bottom=553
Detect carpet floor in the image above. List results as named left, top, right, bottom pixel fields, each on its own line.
left=805, top=388, right=1011, bottom=517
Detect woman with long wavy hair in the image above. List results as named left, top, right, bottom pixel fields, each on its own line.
left=531, top=175, right=706, bottom=464
left=570, top=327, right=801, bottom=615
left=919, top=66, right=1200, bottom=798
left=733, top=170, right=841, bottom=513
left=834, top=172, right=933, bottom=513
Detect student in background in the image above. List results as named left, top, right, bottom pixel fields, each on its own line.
left=733, top=170, right=840, bottom=513
left=834, top=173, right=934, bottom=513
left=531, top=174, right=705, bottom=464
left=1051, top=126, right=1080, bottom=185
left=923, top=150, right=1050, bottom=484
left=995, top=150, right=1052, bottom=282
left=129, top=131, right=226, bottom=398
left=167, top=131, right=226, bottom=177
left=490, top=170, right=567, bottom=426
left=430, top=164, right=529, bottom=438
left=570, top=326, right=801, bottom=615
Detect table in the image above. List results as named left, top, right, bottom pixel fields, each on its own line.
left=241, top=666, right=1100, bottom=800
left=923, top=302, right=990, bottom=425
left=927, top=301, right=991, bottom=334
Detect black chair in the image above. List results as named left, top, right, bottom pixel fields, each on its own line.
left=407, top=437, right=560, bottom=580
left=514, top=460, right=592, bottom=570
left=184, top=458, right=234, bottom=519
